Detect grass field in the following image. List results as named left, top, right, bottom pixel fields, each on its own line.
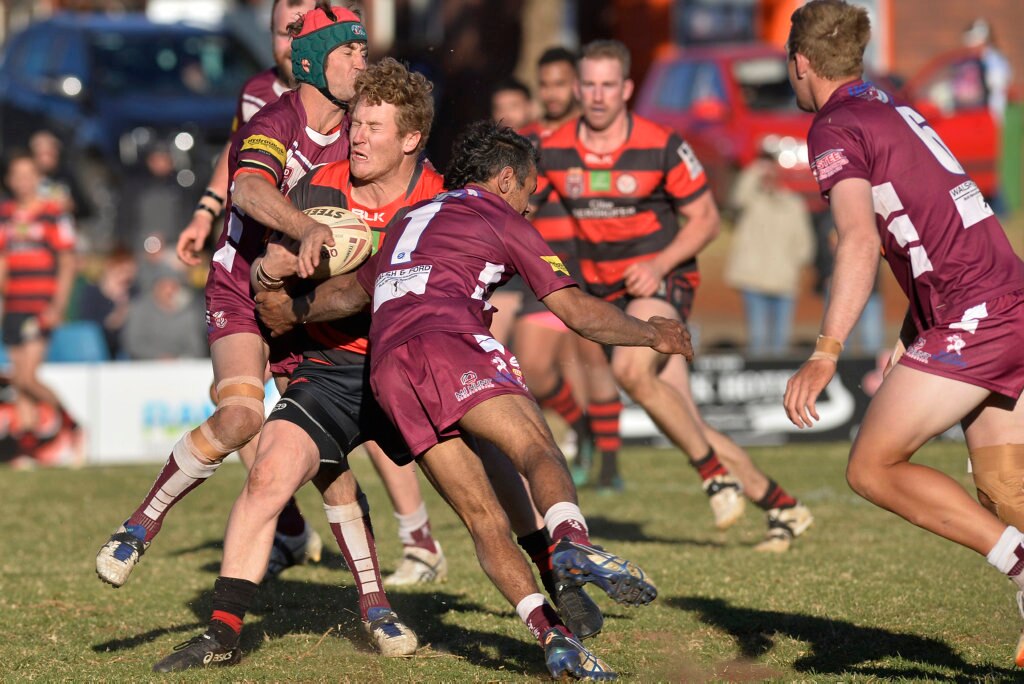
left=1, top=442, right=1021, bottom=682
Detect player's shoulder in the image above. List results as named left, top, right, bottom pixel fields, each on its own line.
left=541, top=117, right=580, bottom=149
left=242, top=90, right=302, bottom=133
left=417, top=162, right=446, bottom=197
left=627, top=113, right=675, bottom=148
left=308, top=159, right=351, bottom=187
left=240, top=67, right=279, bottom=95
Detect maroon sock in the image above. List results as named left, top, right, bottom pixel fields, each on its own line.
left=517, top=528, right=557, bottom=598
left=326, top=498, right=390, bottom=621
left=127, top=450, right=209, bottom=541
left=526, top=602, right=569, bottom=643
left=755, top=479, right=798, bottom=510
left=692, top=449, right=728, bottom=481
left=551, top=519, right=591, bottom=546
left=407, top=522, right=438, bottom=554
left=275, top=497, right=307, bottom=537
left=207, top=576, right=258, bottom=648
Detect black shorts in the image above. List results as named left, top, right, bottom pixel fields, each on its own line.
left=265, top=357, right=412, bottom=466
left=1, top=313, right=50, bottom=347
left=602, top=266, right=698, bottom=322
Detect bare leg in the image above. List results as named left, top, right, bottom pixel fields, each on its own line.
left=846, top=364, right=1005, bottom=555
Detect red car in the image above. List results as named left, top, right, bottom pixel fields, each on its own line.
left=635, top=43, right=999, bottom=211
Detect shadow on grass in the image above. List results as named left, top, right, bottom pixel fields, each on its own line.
left=586, top=516, right=725, bottom=547
left=668, top=595, right=1018, bottom=680
left=93, top=580, right=541, bottom=676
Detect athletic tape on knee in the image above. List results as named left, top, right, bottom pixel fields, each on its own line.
left=174, top=433, right=222, bottom=478
left=196, top=421, right=235, bottom=456
left=216, top=395, right=266, bottom=414
left=970, top=445, right=1024, bottom=528
left=215, top=376, right=265, bottom=402
left=324, top=494, right=370, bottom=524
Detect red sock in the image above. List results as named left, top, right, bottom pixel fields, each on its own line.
left=588, top=399, right=622, bottom=454
left=756, top=480, right=798, bottom=510
left=551, top=521, right=591, bottom=546
left=517, top=528, right=556, bottom=598
left=326, top=497, right=390, bottom=621
left=396, top=503, right=438, bottom=554
left=692, top=449, right=728, bottom=481
left=526, top=602, right=568, bottom=643
left=539, top=379, right=586, bottom=432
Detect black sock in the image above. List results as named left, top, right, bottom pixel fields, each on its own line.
left=208, top=576, right=259, bottom=648
left=517, top=528, right=557, bottom=598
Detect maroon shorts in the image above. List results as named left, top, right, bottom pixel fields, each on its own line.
left=899, top=289, right=1024, bottom=399
left=205, top=262, right=302, bottom=376
left=370, top=331, right=531, bottom=457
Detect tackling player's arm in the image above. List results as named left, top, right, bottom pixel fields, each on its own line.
left=176, top=141, right=231, bottom=266
left=623, top=186, right=720, bottom=298
left=232, top=172, right=335, bottom=278
left=254, top=273, right=369, bottom=337
left=542, top=285, right=693, bottom=359
left=784, top=176, right=880, bottom=428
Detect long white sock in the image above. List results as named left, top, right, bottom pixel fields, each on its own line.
left=543, top=502, right=588, bottom=539
left=986, top=525, right=1024, bottom=587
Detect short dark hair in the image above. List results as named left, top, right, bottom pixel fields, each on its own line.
left=538, top=46, right=577, bottom=71
left=490, top=77, right=531, bottom=101
left=445, top=120, right=539, bottom=190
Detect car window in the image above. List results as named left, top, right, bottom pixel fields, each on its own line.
left=920, top=57, right=986, bottom=114
left=656, top=60, right=726, bottom=111
left=89, top=31, right=260, bottom=97
left=733, top=57, right=796, bottom=111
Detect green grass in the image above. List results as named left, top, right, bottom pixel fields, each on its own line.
left=0, top=442, right=1020, bottom=682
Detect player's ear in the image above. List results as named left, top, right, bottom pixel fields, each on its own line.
left=497, top=166, right=515, bottom=194
left=623, top=78, right=634, bottom=103
left=402, top=130, right=422, bottom=155
left=794, top=53, right=810, bottom=79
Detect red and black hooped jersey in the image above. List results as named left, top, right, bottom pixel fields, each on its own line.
left=0, top=199, right=75, bottom=314
left=286, top=159, right=445, bottom=357
left=536, top=114, right=708, bottom=299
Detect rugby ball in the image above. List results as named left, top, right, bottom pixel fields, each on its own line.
left=302, top=206, right=374, bottom=279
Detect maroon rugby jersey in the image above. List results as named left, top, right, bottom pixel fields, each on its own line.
left=809, top=80, right=1024, bottom=332
left=210, top=90, right=349, bottom=298
left=231, top=67, right=292, bottom=134
left=357, top=186, right=577, bottom=356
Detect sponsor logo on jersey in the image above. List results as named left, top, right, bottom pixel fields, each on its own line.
left=241, top=134, right=287, bottom=166
left=455, top=373, right=495, bottom=401
left=588, top=170, right=611, bottom=192
left=813, top=148, right=849, bottom=181
left=583, top=151, right=614, bottom=166
left=373, top=264, right=432, bottom=312
left=566, top=167, right=585, bottom=198
left=351, top=206, right=387, bottom=224
left=949, top=180, right=994, bottom=229
left=615, top=173, right=638, bottom=195
left=905, top=337, right=931, bottom=364
left=676, top=141, right=704, bottom=180
left=541, top=255, right=569, bottom=276
left=209, top=310, right=228, bottom=329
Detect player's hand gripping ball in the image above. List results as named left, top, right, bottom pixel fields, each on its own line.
left=302, top=206, right=373, bottom=279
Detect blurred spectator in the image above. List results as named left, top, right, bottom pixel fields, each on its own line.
left=490, top=78, right=535, bottom=130
left=28, top=130, right=91, bottom=221
left=75, top=250, right=137, bottom=359
left=963, top=18, right=1011, bottom=125
left=121, top=266, right=206, bottom=361
left=725, top=157, right=814, bottom=356
left=0, top=151, right=81, bottom=453
left=117, top=143, right=195, bottom=264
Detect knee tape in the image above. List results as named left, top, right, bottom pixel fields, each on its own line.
left=970, top=445, right=1024, bottom=529
left=190, top=376, right=266, bottom=457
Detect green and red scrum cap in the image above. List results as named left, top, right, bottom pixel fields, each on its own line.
left=292, top=6, right=367, bottom=90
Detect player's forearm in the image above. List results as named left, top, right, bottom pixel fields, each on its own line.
left=544, top=287, right=656, bottom=347
left=820, top=233, right=880, bottom=344
left=231, top=174, right=315, bottom=240
left=652, top=198, right=720, bottom=275
left=300, top=274, right=370, bottom=323
left=52, top=252, right=76, bottom=313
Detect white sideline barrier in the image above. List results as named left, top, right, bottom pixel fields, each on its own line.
left=39, top=360, right=281, bottom=465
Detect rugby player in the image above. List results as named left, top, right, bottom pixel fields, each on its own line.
left=535, top=39, right=812, bottom=549
left=95, top=5, right=366, bottom=588
left=0, top=152, right=79, bottom=460
left=176, top=0, right=446, bottom=585
left=278, top=120, right=689, bottom=679
left=782, top=0, right=1024, bottom=664
left=149, top=57, right=433, bottom=673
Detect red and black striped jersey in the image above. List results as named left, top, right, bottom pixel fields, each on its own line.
left=536, top=114, right=708, bottom=299
left=517, top=122, right=577, bottom=267
left=0, top=199, right=75, bottom=314
left=286, top=159, right=445, bottom=357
